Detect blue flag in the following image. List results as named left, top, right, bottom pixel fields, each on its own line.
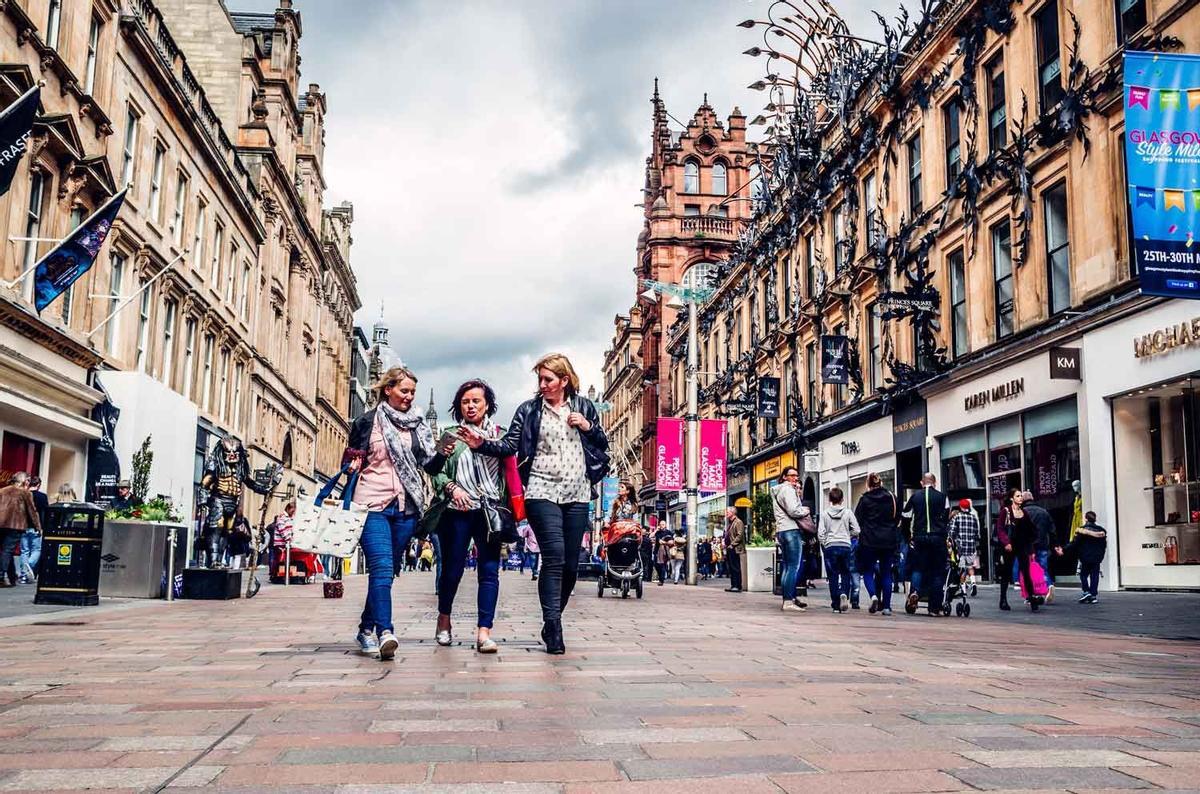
left=0, top=84, right=40, bottom=197
left=33, top=189, right=127, bottom=314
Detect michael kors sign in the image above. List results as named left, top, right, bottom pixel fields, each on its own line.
left=1133, top=315, right=1200, bottom=359
left=964, top=378, right=1025, bottom=411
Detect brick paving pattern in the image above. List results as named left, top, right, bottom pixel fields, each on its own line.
left=0, top=572, right=1197, bottom=791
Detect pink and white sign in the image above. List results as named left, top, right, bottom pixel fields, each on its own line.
left=698, top=419, right=728, bottom=492
left=655, top=417, right=684, bottom=492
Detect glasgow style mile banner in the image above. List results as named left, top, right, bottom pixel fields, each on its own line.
left=1125, top=51, right=1200, bottom=299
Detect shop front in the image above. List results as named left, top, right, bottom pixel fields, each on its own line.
left=752, top=449, right=797, bottom=494
left=1083, top=299, right=1200, bottom=590
left=816, top=415, right=895, bottom=512
left=925, top=352, right=1083, bottom=583
left=892, top=397, right=929, bottom=503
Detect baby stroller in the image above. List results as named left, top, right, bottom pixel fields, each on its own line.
left=904, top=535, right=970, bottom=617
left=597, top=519, right=645, bottom=599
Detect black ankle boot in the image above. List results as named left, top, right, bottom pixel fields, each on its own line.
left=541, top=620, right=565, bottom=654
left=999, top=584, right=1011, bottom=611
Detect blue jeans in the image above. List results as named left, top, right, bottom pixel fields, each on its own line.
left=857, top=545, right=895, bottom=610
left=20, top=529, right=42, bottom=579
left=823, top=545, right=853, bottom=608
left=359, top=502, right=418, bottom=637
left=910, top=535, right=949, bottom=606
left=437, top=509, right=501, bottom=629
left=1079, top=560, right=1100, bottom=597
left=847, top=543, right=861, bottom=607
left=778, top=529, right=803, bottom=601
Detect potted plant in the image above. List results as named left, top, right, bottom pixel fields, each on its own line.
left=744, top=488, right=778, bottom=592
left=100, top=435, right=188, bottom=599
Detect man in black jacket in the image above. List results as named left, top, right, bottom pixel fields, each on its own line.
left=1021, top=491, right=1059, bottom=603
left=902, top=472, right=949, bottom=616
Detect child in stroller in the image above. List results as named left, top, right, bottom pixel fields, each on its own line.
left=904, top=533, right=970, bottom=617
left=597, top=518, right=645, bottom=599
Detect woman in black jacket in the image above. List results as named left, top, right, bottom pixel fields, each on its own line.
left=460, top=353, right=608, bottom=654
left=853, top=473, right=900, bottom=615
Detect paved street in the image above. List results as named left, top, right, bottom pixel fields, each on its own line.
left=0, top=571, right=1198, bottom=792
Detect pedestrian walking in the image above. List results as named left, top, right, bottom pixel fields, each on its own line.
left=902, top=472, right=950, bottom=616
left=711, top=537, right=724, bottom=577
left=344, top=365, right=448, bottom=660
left=722, top=508, right=745, bottom=592
left=18, top=476, right=47, bottom=583
left=1066, top=511, right=1106, bottom=603
left=697, top=536, right=712, bottom=579
left=950, top=498, right=981, bottom=596
left=854, top=472, right=899, bottom=615
left=460, top=353, right=609, bottom=655
left=0, top=473, right=40, bottom=588
left=424, top=379, right=508, bottom=654
left=638, top=526, right=653, bottom=582
left=773, top=466, right=810, bottom=612
left=670, top=529, right=686, bottom=583
left=519, top=520, right=541, bottom=580
left=818, top=486, right=859, bottom=613
left=654, top=522, right=672, bottom=585
left=1005, top=490, right=1043, bottom=612
left=1021, top=491, right=1059, bottom=603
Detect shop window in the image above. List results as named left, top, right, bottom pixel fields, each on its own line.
left=1022, top=399, right=1082, bottom=563
left=1116, top=0, right=1148, bottom=44
left=0, top=432, right=44, bottom=481
left=949, top=248, right=968, bottom=359
left=1035, top=0, right=1065, bottom=111
left=992, top=220, right=1014, bottom=339
left=1044, top=182, right=1071, bottom=315
left=940, top=427, right=987, bottom=518
left=986, top=56, right=1007, bottom=152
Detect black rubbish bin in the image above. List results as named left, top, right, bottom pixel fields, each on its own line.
left=35, top=503, right=105, bottom=606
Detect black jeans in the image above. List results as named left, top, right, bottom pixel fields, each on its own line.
left=910, top=535, right=948, bottom=605
left=1079, top=560, right=1100, bottom=597
left=525, top=499, right=589, bottom=623
left=727, top=548, right=743, bottom=589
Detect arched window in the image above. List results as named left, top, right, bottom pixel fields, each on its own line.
left=712, top=162, right=728, bottom=196
left=683, top=160, right=699, bottom=194
left=682, top=261, right=716, bottom=292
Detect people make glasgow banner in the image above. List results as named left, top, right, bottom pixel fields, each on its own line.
left=1124, top=51, right=1200, bottom=300
left=698, top=419, right=727, bottom=493
left=655, top=417, right=684, bottom=492
left=33, top=189, right=126, bottom=313
left=0, top=84, right=40, bottom=197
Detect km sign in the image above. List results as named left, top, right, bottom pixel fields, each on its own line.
left=1049, top=347, right=1081, bottom=380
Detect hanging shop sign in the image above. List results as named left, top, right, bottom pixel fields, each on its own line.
left=821, top=335, right=849, bottom=384
left=1124, top=51, right=1200, bottom=300
left=698, top=419, right=728, bottom=492
left=757, top=377, right=781, bottom=418
left=1049, top=347, right=1082, bottom=380
left=875, top=291, right=938, bottom=316
left=964, top=378, right=1025, bottom=412
left=655, top=417, right=684, bottom=492
left=1132, top=314, right=1200, bottom=359
left=892, top=398, right=928, bottom=452
left=753, top=451, right=796, bottom=484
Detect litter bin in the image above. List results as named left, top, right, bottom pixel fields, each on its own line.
left=35, top=503, right=105, bottom=606
left=100, top=521, right=188, bottom=598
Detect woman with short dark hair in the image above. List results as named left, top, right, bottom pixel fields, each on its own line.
left=423, top=379, right=507, bottom=653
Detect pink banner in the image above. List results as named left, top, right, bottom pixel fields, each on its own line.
left=655, top=417, right=684, bottom=492
left=698, top=419, right=728, bottom=492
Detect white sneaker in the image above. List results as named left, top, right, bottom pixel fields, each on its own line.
left=378, top=631, right=399, bottom=660
left=356, top=632, right=379, bottom=656
left=1046, top=585, right=1055, bottom=603
left=839, top=594, right=850, bottom=612
left=782, top=600, right=805, bottom=613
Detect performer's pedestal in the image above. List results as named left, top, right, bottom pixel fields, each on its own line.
left=181, top=567, right=243, bottom=600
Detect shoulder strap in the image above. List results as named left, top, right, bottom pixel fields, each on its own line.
left=924, top=487, right=931, bottom=534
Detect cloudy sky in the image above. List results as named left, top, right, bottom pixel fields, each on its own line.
left=232, top=0, right=897, bottom=423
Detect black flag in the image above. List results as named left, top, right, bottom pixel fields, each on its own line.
left=821, top=335, right=849, bottom=385
left=34, top=189, right=126, bottom=313
left=0, top=84, right=40, bottom=197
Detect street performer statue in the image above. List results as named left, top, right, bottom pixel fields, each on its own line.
left=199, top=435, right=279, bottom=569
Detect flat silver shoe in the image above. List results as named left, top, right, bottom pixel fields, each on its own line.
left=475, top=637, right=498, bottom=654
left=435, top=629, right=452, bottom=646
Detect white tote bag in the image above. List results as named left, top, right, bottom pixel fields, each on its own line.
left=290, top=468, right=368, bottom=558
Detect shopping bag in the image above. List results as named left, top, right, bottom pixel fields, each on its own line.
left=502, top=455, right=526, bottom=522
left=323, top=580, right=344, bottom=599
left=1019, top=554, right=1049, bottom=599
left=290, top=465, right=368, bottom=558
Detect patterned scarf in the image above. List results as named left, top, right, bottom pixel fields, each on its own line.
left=453, top=418, right=501, bottom=509
left=376, top=401, right=435, bottom=512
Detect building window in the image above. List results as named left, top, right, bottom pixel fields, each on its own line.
left=239, top=262, right=252, bottom=319
left=218, top=348, right=230, bottom=420
left=683, top=160, right=699, bottom=194
left=833, top=323, right=848, bottom=409
left=868, top=304, right=883, bottom=393
left=986, top=56, right=1007, bottom=152
left=749, top=287, right=758, bottom=343
left=84, top=16, right=101, bottom=94
left=805, top=233, right=817, bottom=299
left=1035, top=0, right=1064, bottom=111
left=172, top=172, right=187, bottom=246
left=135, top=280, right=153, bottom=372
left=121, top=107, right=139, bottom=189
left=806, top=341, right=817, bottom=417
left=864, top=172, right=878, bottom=247
left=908, top=134, right=923, bottom=216
left=833, top=203, right=849, bottom=272
left=45, top=0, right=62, bottom=48
left=1044, top=181, right=1071, bottom=315
left=193, top=200, right=207, bottom=270
left=233, top=362, right=244, bottom=429
left=949, top=248, right=968, bottom=359
left=711, top=205, right=728, bottom=218
left=20, top=171, right=46, bottom=302
left=162, top=299, right=177, bottom=386
left=225, top=242, right=238, bottom=302
left=1116, top=0, right=1147, bottom=43
left=736, top=305, right=744, bottom=356
left=201, top=334, right=215, bottom=412
left=106, top=253, right=126, bottom=354
left=712, top=162, right=727, bottom=196
left=782, top=254, right=794, bottom=316
left=182, top=319, right=196, bottom=400
left=149, top=143, right=165, bottom=224
left=992, top=220, right=1014, bottom=339
left=211, top=222, right=224, bottom=285
left=944, top=101, right=962, bottom=185
left=684, top=204, right=701, bottom=216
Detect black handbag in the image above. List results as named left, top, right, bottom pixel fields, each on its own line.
left=473, top=453, right=520, bottom=545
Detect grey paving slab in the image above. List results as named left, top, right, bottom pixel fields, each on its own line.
left=906, top=711, right=1070, bottom=726
left=476, top=743, right=648, bottom=762
left=620, top=755, right=815, bottom=781
left=948, top=766, right=1156, bottom=790
left=281, top=745, right=476, bottom=764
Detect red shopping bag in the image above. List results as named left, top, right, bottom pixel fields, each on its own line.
left=502, top=455, right=526, bottom=522
left=1019, top=554, right=1049, bottom=599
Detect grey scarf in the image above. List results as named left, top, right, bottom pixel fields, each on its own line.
left=376, top=402, right=435, bottom=512
left=452, top=418, right=501, bottom=510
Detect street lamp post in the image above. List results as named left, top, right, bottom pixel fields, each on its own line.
left=641, top=278, right=713, bottom=586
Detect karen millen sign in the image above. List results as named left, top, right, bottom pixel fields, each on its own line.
left=964, top=378, right=1025, bottom=411
left=1133, top=315, right=1200, bottom=359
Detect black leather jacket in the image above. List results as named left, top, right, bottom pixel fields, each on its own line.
left=477, top=395, right=609, bottom=493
